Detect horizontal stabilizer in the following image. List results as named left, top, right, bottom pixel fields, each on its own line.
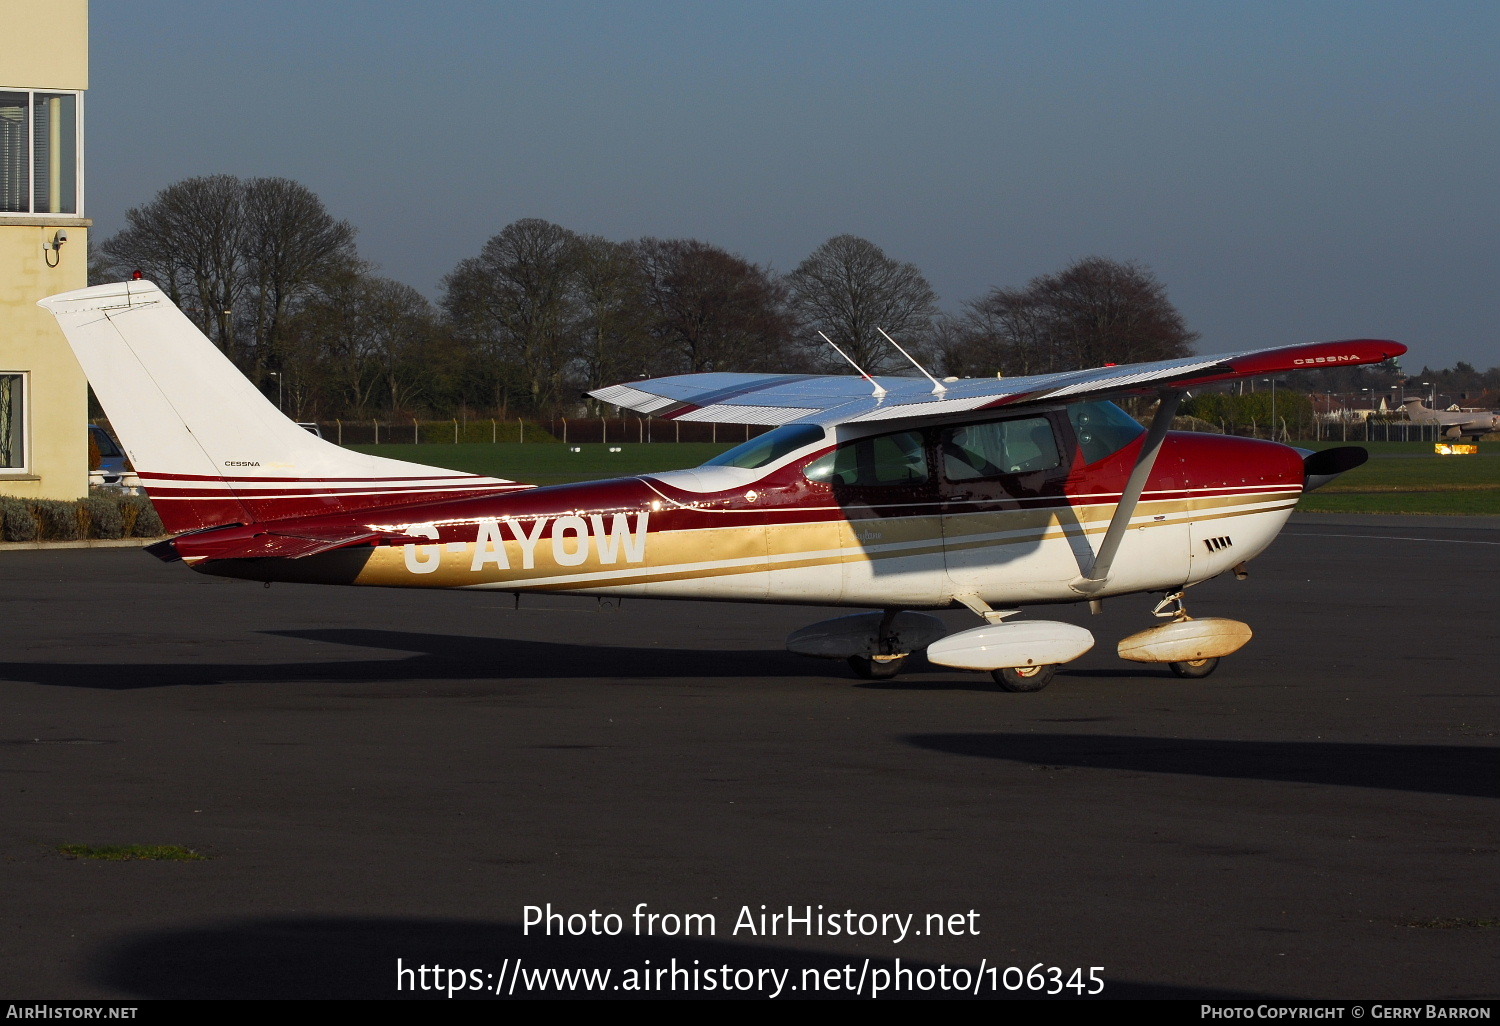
left=168, top=526, right=405, bottom=562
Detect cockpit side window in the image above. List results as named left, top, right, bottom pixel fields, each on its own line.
left=1066, top=401, right=1146, bottom=465
left=804, top=429, right=929, bottom=487
left=940, top=416, right=1060, bottom=481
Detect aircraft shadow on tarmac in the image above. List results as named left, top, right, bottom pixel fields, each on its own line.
left=87, top=914, right=1268, bottom=1001
left=906, top=733, right=1500, bottom=799
left=0, top=628, right=1005, bottom=691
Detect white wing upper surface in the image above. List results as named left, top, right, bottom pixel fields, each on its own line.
left=588, top=340, right=1406, bottom=427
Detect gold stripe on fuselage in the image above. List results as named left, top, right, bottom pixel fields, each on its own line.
left=352, top=490, right=1299, bottom=594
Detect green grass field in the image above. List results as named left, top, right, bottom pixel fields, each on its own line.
left=1294, top=441, right=1500, bottom=514
left=351, top=439, right=1500, bottom=515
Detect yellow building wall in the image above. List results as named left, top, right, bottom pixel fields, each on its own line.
left=1, top=0, right=90, bottom=500
left=0, top=225, right=90, bottom=499
left=0, top=0, right=89, bottom=90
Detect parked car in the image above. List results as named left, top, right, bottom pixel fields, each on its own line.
left=89, top=424, right=139, bottom=492
left=297, top=422, right=323, bottom=438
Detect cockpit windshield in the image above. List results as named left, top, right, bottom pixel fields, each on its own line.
left=700, top=423, right=827, bottom=470
left=1067, top=401, right=1146, bottom=464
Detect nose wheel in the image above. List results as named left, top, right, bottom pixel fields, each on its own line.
left=1116, top=591, right=1250, bottom=678
left=1168, top=656, right=1219, bottom=679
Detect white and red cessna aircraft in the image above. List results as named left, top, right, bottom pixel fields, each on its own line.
left=43, top=280, right=1402, bottom=691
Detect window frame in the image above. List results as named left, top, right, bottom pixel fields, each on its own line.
left=0, top=372, right=30, bottom=474
left=0, top=87, right=84, bottom=218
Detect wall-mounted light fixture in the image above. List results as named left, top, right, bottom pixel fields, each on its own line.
left=43, top=229, right=68, bottom=267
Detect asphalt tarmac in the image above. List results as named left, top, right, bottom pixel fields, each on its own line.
left=1, top=513, right=1496, bottom=1001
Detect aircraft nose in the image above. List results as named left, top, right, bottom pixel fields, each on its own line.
left=1297, top=446, right=1368, bottom=492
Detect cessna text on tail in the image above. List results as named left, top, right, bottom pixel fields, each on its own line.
left=41, top=280, right=1404, bottom=691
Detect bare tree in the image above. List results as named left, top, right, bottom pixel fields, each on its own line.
left=630, top=238, right=796, bottom=374
left=936, top=285, right=1053, bottom=378
left=100, top=174, right=246, bottom=353
left=243, top=177, right=357, bottom=380
left=281, top=265, right=444, bottom=417
left=572, top=234, right=653, bottom=394
left=948, top=257, right=1197, bottom=377
left=442, top=218, right=583, bottom=415
left=1031, top=257, right=1197, bottom=369
left=97, top=175, right=356, bottom=381
left=784, top=235, right=937, bottom=373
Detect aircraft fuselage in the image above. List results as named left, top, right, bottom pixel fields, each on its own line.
left=187, top=428, right=1304, bottom=611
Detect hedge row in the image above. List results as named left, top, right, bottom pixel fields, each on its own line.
left=0, top=493, right=165, bottom=543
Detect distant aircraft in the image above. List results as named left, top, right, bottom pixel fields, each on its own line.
left=42, top=280, right=1400, bottom=691
left=1399, top=398, right=1500, bottom=441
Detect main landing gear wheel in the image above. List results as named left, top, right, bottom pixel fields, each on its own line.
left=1168, top=656, right=1219, bottom=679
left=991, top=664, right=1057, bottom=692
left=847, top=655, right=908, bottom=680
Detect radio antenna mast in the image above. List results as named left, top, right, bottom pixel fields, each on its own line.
left=877, top=327, right=946, bottom=395
left=818, top=331, right=887, bottom=398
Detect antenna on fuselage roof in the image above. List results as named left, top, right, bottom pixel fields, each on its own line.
left=818, top=331, right=887, bottom=398
left=877, top=327, right=947, bottom=395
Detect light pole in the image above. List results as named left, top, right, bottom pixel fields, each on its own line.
left=269, top=371, right=282, bottom=411
left=1266, top=377, right=1277, bottom=441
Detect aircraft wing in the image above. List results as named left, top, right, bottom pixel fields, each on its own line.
left=589, top=339, right=1406, bottom=427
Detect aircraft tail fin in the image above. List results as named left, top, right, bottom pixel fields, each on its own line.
left=40, top=280, right=525, bottom=535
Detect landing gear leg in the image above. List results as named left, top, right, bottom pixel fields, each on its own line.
left=1152, top=590, right=1189, bottom=620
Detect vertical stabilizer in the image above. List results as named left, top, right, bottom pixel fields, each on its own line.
left=41, top=280, right=525, bottom=533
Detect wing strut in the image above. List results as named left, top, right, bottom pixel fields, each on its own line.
left=1071, top=390, right=1183, bottom=595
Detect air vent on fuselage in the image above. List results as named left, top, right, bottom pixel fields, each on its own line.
left=1203, top=536, right=1234, bottom=553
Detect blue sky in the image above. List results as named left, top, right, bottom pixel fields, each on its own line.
left=87, top=1, right=1498, bottom=370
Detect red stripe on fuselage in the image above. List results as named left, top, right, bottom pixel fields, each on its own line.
left=171, top=432, right=1305, bottom=557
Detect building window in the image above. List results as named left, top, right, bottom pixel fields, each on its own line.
left=0, top=90, right=81, bottom=216
left=0, top=374, right=25, bottom=470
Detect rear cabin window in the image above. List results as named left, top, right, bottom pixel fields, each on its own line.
left=1067, top=401, right=1146, bottom=465
left=940, top=416, right=1060, bottom=481
left=804, top=430, right=929, bottom=487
